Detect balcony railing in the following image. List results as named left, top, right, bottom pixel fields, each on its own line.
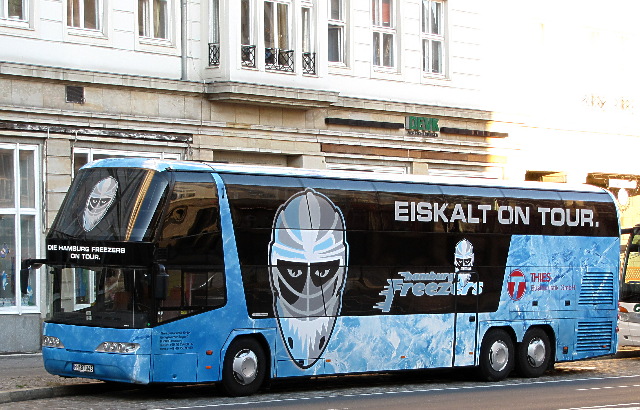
left=208, top=43, right=220, bottom=66
left=265, top=48, right=294, bottom=72
left=302, top=52, right=316, bottom=75
left=241, top=45, right=256, bottom=68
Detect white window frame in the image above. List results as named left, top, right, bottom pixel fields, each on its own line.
left=421, top=0, right=446, bottom=77
left=301, top=0, right=316, bottom=75
left=67, top=0, right=102, bottom=31
left=210, top=0, right=219, bottom=44
left=241, top=0, right=254, bottom=46
left=328, top=0, right=347, bottom=65
left=301, top=1, right=314, bottom=53
left=263, top=0, right=294, bottom=72
left=264, top=0, right=292, bottom=51
left=371, top=0, right=396, bottom=70
left=72, top=148, right=180, bottom=177
left=0, top=0, right=29, bottom=28
left=138, top=0, right=170, bottom=41
left=0, top=143, right=41, bottom=314
left=240, top=0, right=257, bottom=68
left=0, top=0, right=25, bottom=20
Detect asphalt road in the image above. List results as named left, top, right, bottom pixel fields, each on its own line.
left=2, top=349, right=639, bottom=410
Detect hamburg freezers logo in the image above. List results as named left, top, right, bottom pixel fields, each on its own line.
left=507, top=269, right=527, bottom=301
left=374, top=239, right=484, bottom=313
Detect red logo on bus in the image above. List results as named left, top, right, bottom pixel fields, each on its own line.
left=507, top=269, right=526, bottom=301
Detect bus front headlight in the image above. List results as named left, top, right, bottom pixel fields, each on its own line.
left=95, top=342, right=140, bottom=353
left=42, top=336, right=65, bottom=349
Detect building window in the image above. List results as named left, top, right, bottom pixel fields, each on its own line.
left=139, top=0, right=169, bottom=39
left=421, top=0, right=445, bottom=75
left=241, top=0, right=256, bottom=67
left=372, top=0, right=395, bottom=68
left=0, top=0, right=25, bottom=20
left=72, top=148, right=180, bottom=177
left=328, top=0, right=346, bottom=64
left=301, top=2, right=315, bottom=75
left=0, top=144, right=40, bottom=312
left=209, top=0, right=220, bottom=66
left=67, top=0, right=100, bottom=30
left=264, top=0, right=293, bottom=72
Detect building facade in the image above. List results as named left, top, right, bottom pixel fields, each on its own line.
left=0, top=0, right=638, bottom=352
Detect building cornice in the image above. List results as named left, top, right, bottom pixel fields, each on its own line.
left=205, top=81, right=340, bottom=108
left=1, top=62, right=494, bottom=122
left=0, top=61, right=205, bottom=94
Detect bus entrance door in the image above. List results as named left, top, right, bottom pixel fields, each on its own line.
left=453, top=270, right=479, bottom=367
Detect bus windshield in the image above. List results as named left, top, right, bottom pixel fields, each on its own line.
left=45, top=166, right=227, bottom=329
left=49, top=267, right=152, bottom=329
left=622, top=232, right=640, bottom=302
left=49, top=167, right=169, bottom=242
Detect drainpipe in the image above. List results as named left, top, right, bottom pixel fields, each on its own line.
left=181, top=0, right=188, bottom=81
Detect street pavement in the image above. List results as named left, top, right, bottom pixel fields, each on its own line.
left=0, top=348, right=639, bottom=405
left=0, top=353, right=104, bottom=404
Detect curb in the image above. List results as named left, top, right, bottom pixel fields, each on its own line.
left=0, top=383, right=107, bottom=404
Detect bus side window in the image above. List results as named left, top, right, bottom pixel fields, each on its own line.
left=158, top=268, right=226, bottom=323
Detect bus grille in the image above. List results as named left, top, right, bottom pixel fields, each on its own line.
left=576, top=321, right=613, bottom=352
left=578, top=271, right=614, bottom=306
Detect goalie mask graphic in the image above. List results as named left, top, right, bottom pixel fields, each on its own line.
left=269, top=188, right=348, bottom=369
left=454, top=238, right=474, bottom=287
left=83, top=176, right=118, bottom=232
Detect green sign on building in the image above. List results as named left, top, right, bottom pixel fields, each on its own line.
left=405, top=116, right=439, bottom=137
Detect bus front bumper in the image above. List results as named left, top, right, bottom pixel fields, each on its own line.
left=43, top=347, right=151, bottom=384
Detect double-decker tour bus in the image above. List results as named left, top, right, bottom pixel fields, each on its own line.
left=619, top=225, right=640, bottom=347
left=26, top=158, right=620, bottom=396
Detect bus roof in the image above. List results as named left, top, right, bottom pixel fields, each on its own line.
left=82, top=157, right=611, bottom=197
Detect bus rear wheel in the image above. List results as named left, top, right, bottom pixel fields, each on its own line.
left=516, top=327, right=551, bottom=378
left=478, top=329, right=514, bottom=381
left=221, top=337, right=267, bottom=397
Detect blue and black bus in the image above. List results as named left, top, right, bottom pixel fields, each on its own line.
left=31, top=158, right=620, bottom=396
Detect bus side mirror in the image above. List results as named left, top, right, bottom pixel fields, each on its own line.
left=20, top=259, right=44, bottom=294
left=20, top=268, right=29, bottom=294
left=154, top=263, right=169, bottom=300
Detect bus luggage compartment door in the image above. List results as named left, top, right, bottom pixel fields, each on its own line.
left=152, top=353, right=198, bottom=382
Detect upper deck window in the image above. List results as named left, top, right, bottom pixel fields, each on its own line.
left=50, top=168, right=170, bottom=242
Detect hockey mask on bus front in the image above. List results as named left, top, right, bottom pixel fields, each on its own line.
left=269, top=188, right=348, bottom=369
left=83, top=176, right=118, bottom=232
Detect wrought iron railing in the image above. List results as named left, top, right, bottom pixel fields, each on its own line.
left=241, top=45, right=256, bottom=68
left=265, top=48, right=294, bottom=72
left=302, top=52, right=316, bottom=75
left=208, top=43, right=220, bottom=66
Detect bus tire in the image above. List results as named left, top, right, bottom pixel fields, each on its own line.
left=516, top=327, right=551, bottom=378
left=478, top=328, right=514, bottom=381
left=221, top=337, right=267, bottom=397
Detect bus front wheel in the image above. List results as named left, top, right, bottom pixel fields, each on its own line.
left=478, top=329, right=514, bottom=381
left=516, top=327, right=551, bottom=378
left=221, top=337, right=267, bottom=396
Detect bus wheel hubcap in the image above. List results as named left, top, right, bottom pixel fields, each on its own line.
left=232, top=349, right=258, bottom=385
left=489, top=340, right=509, bottom=372
left=527, top=338, right=546, bottom=368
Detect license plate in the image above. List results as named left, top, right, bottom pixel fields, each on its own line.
left=72, top=363, right=94, bottom=373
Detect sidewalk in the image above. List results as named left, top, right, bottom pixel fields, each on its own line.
left=0, top=353, right=105, bottom=404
